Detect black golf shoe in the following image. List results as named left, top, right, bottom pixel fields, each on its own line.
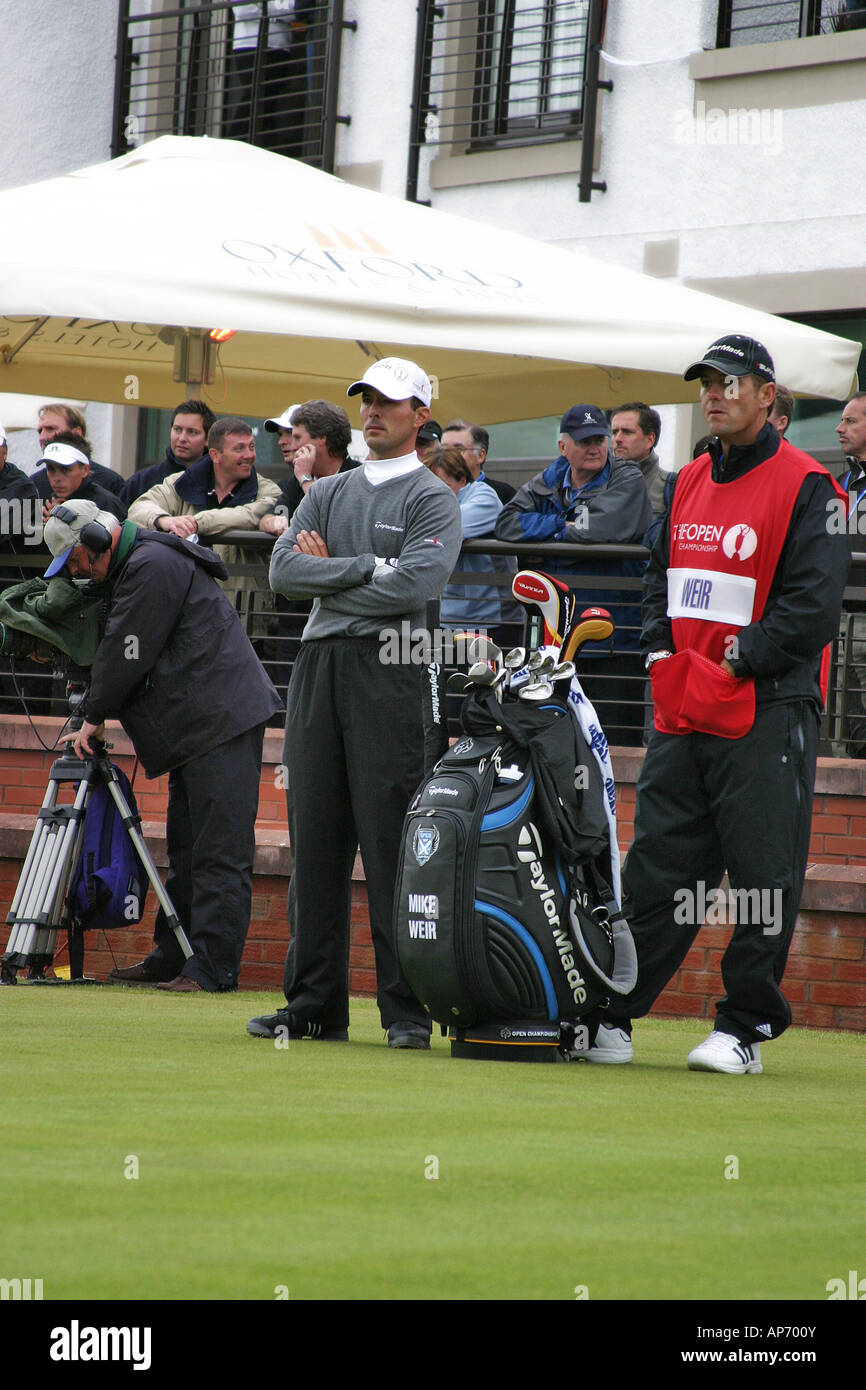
left=246, top=1008, right=348, bottom=1041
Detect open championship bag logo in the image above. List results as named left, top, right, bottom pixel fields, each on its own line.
left=412, top=823, right=440, bottom=866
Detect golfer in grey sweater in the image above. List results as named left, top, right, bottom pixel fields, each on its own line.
left=247, top=358, right=462, bottom=1047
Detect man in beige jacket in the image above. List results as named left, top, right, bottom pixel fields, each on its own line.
left=128, top=416, right=279, bottom=539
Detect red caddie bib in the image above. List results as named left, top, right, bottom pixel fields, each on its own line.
left=651, top=440, right=845, bottom=737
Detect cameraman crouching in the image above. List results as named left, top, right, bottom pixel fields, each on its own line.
left=43, top=500, right=282, bottom=993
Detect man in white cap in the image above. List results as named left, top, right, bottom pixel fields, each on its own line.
left=37, top=436, right=126, bottom=525
left=247, top=357, right=461, bottom=1047
left=43, top=498, right=282, bottom=993
left=259, top=400, right=358, bottom=537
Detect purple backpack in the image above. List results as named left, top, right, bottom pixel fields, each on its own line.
left=69, top=766, right=149, bottom=931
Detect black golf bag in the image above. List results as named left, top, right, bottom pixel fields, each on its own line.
left=395, top=684, right=637, bottom=1061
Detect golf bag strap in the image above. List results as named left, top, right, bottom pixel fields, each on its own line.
left=573, top=861, right=638, bottom=997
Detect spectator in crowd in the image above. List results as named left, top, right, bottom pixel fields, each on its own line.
left=588, top=335, right=849, bottom=1074
left=495, top=403, right=651, bottom=744
left=128, top=417, right=279, bottom=540
left=43, top=499, right=281, bottom=993
left=610, top=401, right=672, bottom=518
left=0, top=422, right=41, bottom=711
left=35, top=404, right=125, bottom=499
left=246, top=356, right=461, bottom=1048
left=262, top=403, right=302, bottom=484
left=0, top=421, right=39, bottom=585
left=37, top=435, right=127, bottom=525
left=122, top=399, right=216, bottom=506
left=769, top=385, right=794, bottom=437
left=425, top=443, right=503, bottom=631
left=441, top=420, right=515, bottom=505
left=835, top=391, right=866, bottom=756
left=415, top=419, right=443, bottom=461
left=225, top=2, right=313, bottom=155
left=259, top=399, right=358, bottom=537
left=259, top=399, right=361, bottom=705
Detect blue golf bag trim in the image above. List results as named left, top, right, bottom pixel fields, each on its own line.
left=473, top=898, right=559, bottom=1020
left=480, top=775, right=534, bottom=831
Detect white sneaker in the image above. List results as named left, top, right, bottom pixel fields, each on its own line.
left=583, top=1023, right=633, bottom=1065
left=687, top=1031, right=762, bottom=1075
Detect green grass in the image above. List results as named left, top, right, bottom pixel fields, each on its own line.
left=1, top=988, right=863, bottom=1301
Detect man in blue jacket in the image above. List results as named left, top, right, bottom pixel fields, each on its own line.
left=495, top=403, right=651, bottom=744
left=122, top=399, right=215, bottom=506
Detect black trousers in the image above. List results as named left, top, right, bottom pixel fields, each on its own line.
left=282, top=638, right=430, bottom=1032
left=144, top=724, right=265, bottom=992
left=606, top=701, right=818, bottom=1044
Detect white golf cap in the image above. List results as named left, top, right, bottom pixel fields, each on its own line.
left=43, top=499, right=118, bottom=577
left=39, top=440, right=90, bottom=469
left=264, top=404, right=302, bottom=433
left=347, top=357, right=432, bottom=407
left=0, top=421, right=6, bottom=444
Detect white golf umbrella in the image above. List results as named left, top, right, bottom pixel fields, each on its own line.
left=0, top=135, right=858, bottom=420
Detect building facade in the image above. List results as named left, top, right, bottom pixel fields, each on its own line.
left=0, top=0, right=863, bottom=478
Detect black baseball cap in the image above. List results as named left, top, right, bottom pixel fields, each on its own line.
left=560, top=404, right=610, bottom=441
left=417, top=419, right=442, bottom=444
left=684, top=335, right=775, bottom=384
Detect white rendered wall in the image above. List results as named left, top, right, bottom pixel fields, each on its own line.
left=0, top=0, right=131, bottom=475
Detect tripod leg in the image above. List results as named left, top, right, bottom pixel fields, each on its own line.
left=102, top=767, right=194, bottom=961
left=2, top=763, right=94, bottom=979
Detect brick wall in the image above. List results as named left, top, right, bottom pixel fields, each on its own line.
left=1, top=718, right=864, bottom=1030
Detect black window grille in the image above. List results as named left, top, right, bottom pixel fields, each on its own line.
left=112, top=1, right=352, bottom=171
left=716, top=0, right=866, bottom=47
left=409, top=1, right=589, bottom=166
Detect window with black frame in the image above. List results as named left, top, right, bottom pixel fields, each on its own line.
left=471, top=0, right=587, bottom=147
left=410, top=0, right=589, bottom=167
left=716, top=0, right=866, bottom=48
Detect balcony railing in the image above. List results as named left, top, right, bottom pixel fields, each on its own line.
left=112, top=0, right=353, bottom=171
left=6, top=536, right=865, bottom=758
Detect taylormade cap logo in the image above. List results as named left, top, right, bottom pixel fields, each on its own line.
left=684, top=333, right=775, bottom=383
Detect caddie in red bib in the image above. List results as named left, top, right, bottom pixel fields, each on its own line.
left=583, top=334, right=851, bottom=1076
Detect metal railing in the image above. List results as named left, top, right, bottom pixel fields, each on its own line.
left=407, top=0, right=610, bottom=203
left=4, top=537, right=866, bottom=756
left=112, top=0, right=354, bottom=170
left=716, top=0, right=866, bottom=48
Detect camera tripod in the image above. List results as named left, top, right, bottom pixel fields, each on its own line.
left=1, top=713, right=192, bottom=985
